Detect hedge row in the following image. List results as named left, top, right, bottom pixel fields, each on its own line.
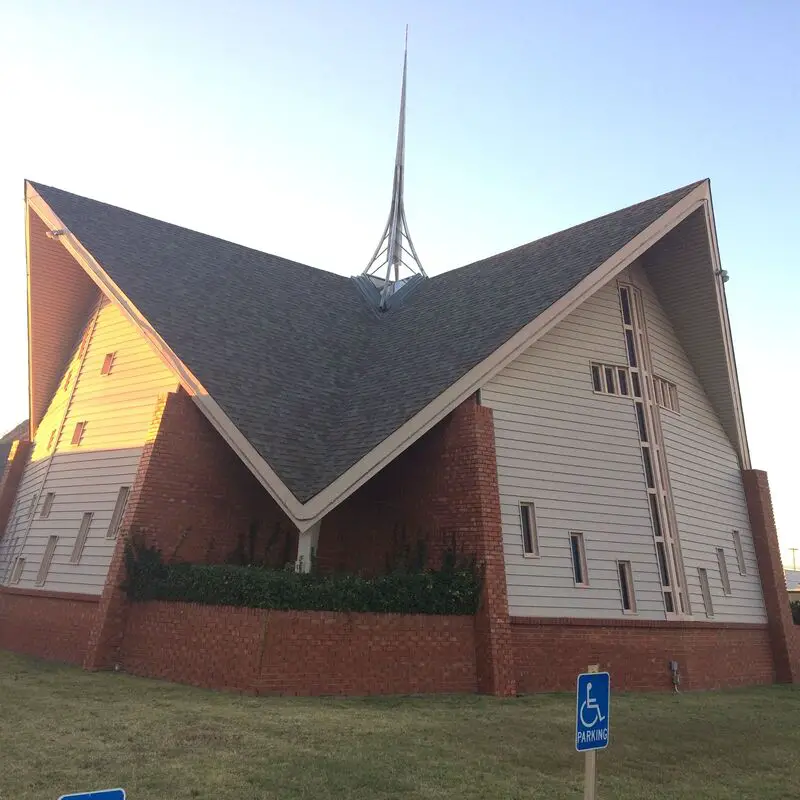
left=123, top=538, right=484, bottom=616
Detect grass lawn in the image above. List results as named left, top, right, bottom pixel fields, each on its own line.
left=1, top=651, right=797, bottom=799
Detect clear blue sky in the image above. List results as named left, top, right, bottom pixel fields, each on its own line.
left=1, top=1, right=797, bottom=560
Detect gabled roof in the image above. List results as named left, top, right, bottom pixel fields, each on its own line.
left=26, top=178, right=731, bottom=528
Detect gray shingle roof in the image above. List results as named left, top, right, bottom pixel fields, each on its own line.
left=30, top=179, right=702, bottom=502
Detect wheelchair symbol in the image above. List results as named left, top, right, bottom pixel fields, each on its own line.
left=579, top=681, right=606, bottom=728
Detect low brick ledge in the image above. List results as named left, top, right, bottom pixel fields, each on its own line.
left=0, top=586, right=100, bottom=604
left=510, top=616, right=769, bottom=631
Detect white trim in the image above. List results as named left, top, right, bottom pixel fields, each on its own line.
left=25, top=181, right=711, bottom=532
left=701, top=191, right=751, bottom=469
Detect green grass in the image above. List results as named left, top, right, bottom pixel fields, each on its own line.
left=1, top=651, right=797, bottom=799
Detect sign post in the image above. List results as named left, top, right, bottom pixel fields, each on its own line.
left=575, top=665, right=610, bottom=800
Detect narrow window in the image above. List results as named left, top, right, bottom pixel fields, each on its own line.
left=732, top=530, right=746, bottom=575
left=631, top=371, right=642, bottom=398
left=36, top=536, right=59, bottom=586
left=63, top=369, right=73, bottom=391
left=698, top=568, right=714, bottom=617
left=716, top=547, right=732, bottom=595
left=649, top=495, right=662, bottom=537
left=635, top=402, right=648, bottom=441
left=40, top=492, right=55, bottom=519
left=10, top=557, right=25, bottom=584
left=642, top=447, right=655, bottom=489
left=664, top=590, right=675, bottom=613
left=107, top=486, right=131, bottom=539
left=654, top=378, right=663, bottom=407
left=625, top=330, right=637, bottom=367
left=604, top=366, right=616, bottom=394
left=71, top=513, right=93, bottom=564
left=569, top=532, right=588, bottom=586
left=618, top=561, right=636, bottom=612
left=656, top=540, right=671, bottom=586
left=617, top=368, right=629, bottom=396
left=100, top=352, right=116, bottom=375
left=619, top=287, right=632, bottom=325
left=47, top=429, right=56, bottom=450
left=591, top=364, right=602, bottom=392
left=670, top=385, right=679, bottom=413
left=71, top=421, right=87, bottom=445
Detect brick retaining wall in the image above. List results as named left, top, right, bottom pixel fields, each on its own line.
left=119, top=601, right=478, bottom=696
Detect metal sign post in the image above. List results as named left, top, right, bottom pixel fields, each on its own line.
left=575, top=664, right=610, bottom=800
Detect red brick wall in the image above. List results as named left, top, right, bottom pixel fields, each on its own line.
left=0, top=440, right=32, bottom=536
left=512, top=617, right=774, bottom=692
left=0, top=587, right=99, bottom=665
left=320, top=397, right=515, bottom=695
left=742, top=469, right=800, bottom=683
left=126, top=389, right=294, bottom=567
left=119, top=601, right=477, bottom=696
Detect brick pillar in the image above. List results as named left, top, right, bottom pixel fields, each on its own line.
left=742, top=469, right=800, bottom=683
left=83, top=394, right=171, bottom=670
left=439, top=399, right=516, bottom=696
left=0, top=439, right=32, bottom=535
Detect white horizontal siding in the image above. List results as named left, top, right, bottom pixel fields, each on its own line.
left=626, top=263, right=766, bottom=623
left=482, top=281, right=666, bottom=620
left=1, top=297, right=179, bottom=594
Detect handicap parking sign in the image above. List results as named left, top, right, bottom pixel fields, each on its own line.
left=58, top=790, right=126, bottom=800
left=575, top=671, right=610, bottom=751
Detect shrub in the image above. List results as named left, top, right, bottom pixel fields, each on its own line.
left=123, top=535, right=484, bottom=616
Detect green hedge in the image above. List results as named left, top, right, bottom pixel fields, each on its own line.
left=791, top=601, right=800, bottom=625
left=123, top=537, right=484, bottom=616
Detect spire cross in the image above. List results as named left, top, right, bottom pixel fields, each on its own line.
left=362, top=25, right=426, bottom=309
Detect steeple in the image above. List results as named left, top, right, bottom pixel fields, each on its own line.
left=361, top=26, right=427, bottom=310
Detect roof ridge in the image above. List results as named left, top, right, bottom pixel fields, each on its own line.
left=26, top=180, right=353, bottom=284
left=430, top=179, right=707, bottom=281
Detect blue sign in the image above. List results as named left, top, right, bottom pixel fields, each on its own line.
left=575, top=671, right=610, bottom=751
left=59, top=790, right=126, bottom=800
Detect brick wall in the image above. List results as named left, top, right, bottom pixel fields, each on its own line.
left=742, top=469, right=800, bottom=683
left=124, top=389, right=294, bottom=567
left=0, top=587, right=99, bottom=665
left=321, top=397, right=515, bottom=695
left=512, top=617, right=774, bottom=692
left=119, top=601, right=477, bottom=696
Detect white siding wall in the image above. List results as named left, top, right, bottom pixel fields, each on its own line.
left=482, top=282, right=667, bottom=619
left=626, top=263, right=767, bottom=623
left=0, top=297, right=179, bottom=594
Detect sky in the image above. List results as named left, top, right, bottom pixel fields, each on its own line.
left=0, top=1, right=798, bottom=561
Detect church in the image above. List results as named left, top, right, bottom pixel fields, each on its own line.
left=0, top=41, right=796, bottom=696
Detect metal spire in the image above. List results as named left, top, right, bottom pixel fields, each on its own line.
left=362, top=26, right=427, bottom=310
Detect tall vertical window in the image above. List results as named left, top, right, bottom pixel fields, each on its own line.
left=71, top=421, right=87, bottom=445
left=716, top=547, right=732, bottom=595
left=519, top=502, right=539, bottom=556
left=40, top=493, right=55, bottom=519
left=698, top=568, right=714, bottom=617
left=732, top=531, right=746, bottom=575
left=618, top=282, right=687, bottom=616
left=569, top=532, right=588, bottom=586
left=617, top=561, right=636, bottom=612
left=107, top=486, right=131, bottom=539
left=36, top=536, right=59, bottom=586
left=71, top=513, right=93, bottom=564
left=47, top=429, right=56, bottom=450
